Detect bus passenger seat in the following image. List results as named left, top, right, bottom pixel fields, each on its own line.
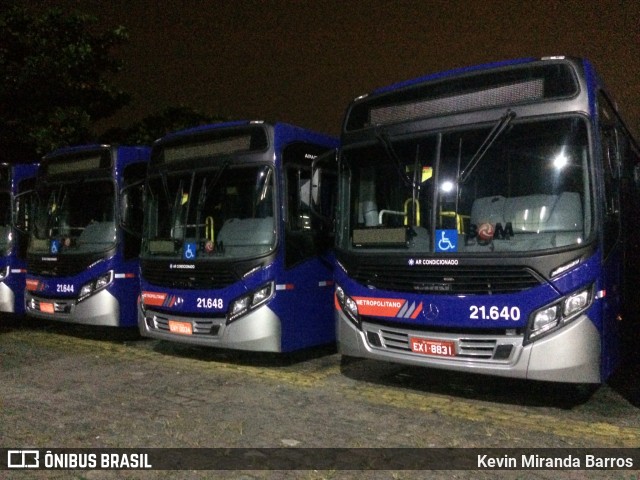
left=471, top=192, right=582, bottom=233
left=504, top=192, right=582, bottom=232
left=79, top=221, right=116, bottom=244
left=218, top=217, right=274, bottom=254
left=470, top=195, right=506, bottom=227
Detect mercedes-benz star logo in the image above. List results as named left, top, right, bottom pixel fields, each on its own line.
left=424, top=303, right=439, bottom=321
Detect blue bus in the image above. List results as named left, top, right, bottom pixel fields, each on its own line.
left=137, top=121, right=338, bottom=352
left=333, top=57, right=640, bottom=385
left=0, top=162, right=38, bottom=315
left=24, top=145, right=150, bottom=326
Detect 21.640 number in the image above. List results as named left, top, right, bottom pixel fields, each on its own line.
left=469, top=305, right=521, bottom=321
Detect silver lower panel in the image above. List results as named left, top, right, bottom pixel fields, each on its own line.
left=139, top=304, right=282, bottom=352
left=0, top=283, right=15, bottom=313
left=337, top=312, right=601, bottom=383
left=25, top=289, right=121, bottom=326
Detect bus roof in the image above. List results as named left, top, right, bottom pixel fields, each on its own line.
left=42, top=144, right=148, bottom=160
left=153, top=120, right=335, bottom=142
left=152, top=120, right=337, bottom=149
left=342, top=56, right=596, bottom=134
left=366, top=56, right=581, bottom=97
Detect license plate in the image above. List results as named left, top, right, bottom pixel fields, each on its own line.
left=168, top=320, right=193, bottom=335
left=40, top=302, right=55, bottom=314
left=409, top=337, right=456, bottom=357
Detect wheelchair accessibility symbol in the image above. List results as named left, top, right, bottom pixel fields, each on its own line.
left=183, top=242, right=197, bottom=260
left=50, top=240, right=60, bottom=254
left=435, top=229, right=458, bottom=252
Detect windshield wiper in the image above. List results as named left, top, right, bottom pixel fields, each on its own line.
left=375, top=129, right=414, bottom=188
left=194, top=177, right=208, bottom=247
left=459, top=109, right=516, bottom=183
left=194, top=162, right=230, bottom=248
left=171, top=178, right=188, bottom=243
left=375, top=129, right=424, bottom=228
left=205, top=160, right=230, bottom=194
left=46, top=187, right=64, bottom=236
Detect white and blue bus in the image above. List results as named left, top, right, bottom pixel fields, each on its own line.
left=333, top=57, right=640, bottom=385
left=137, top=121, right=338, bottom=352
left=24, top=145, right=150, bottom=326
left=0, top=162, right=38, bottom=315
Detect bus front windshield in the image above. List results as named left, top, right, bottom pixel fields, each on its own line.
left=0, top=192, right=11, bottom=255
left=339, top=117, right=592, bottom=254
left=30, top=180, right=116, bottom=254
left=143, top=164, right=275, bottom=260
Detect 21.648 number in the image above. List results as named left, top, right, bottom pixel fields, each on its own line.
left=196, top=297, right=223, bottom=309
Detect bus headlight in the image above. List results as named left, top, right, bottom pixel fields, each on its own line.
left=525, top=285, right=593, bottom=345
left=530, top=304, right=560, bottom=335
left=335, top=284, right=360, bottom=326
left=78, top=270, right=114, bottom=302
left=563, top=289, right=590, bottom=316
left=227, top=282, right=274, bottom=323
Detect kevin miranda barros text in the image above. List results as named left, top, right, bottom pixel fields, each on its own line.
left=478, top=454, right=634, bottom=469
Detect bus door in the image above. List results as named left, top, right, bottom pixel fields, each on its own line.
left=6, top=165, right=37, bottom=314
left=278, top=145, right=337, bottom=351
left=599, top=93, right=640, bottom=376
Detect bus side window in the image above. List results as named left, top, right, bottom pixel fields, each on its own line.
left=121, top=162, right=147, bottom=259
left=285, top=165, right=316, bottom=267
left=602, top=128, right=621, bottom=257
left=620, top=132, right=640, bottom=258
left=603, top=128, right=620, bottom=213
left=599, top=92, right=622, bottom=257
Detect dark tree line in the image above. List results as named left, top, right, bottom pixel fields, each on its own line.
left=0, top=5, right=223, bottom=163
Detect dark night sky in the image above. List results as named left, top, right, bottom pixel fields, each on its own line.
left=35, top=0, right=640, bottom=138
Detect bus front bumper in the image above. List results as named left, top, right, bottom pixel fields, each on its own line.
left=24, top=289, right=121, bottom=327
left=337, top=311, right=601, bottom=384
left=0, top=282, right=16, bottom=313
left=138, top=304, right=282, bottom=352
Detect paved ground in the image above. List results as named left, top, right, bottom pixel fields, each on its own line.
left=1, top=315, right=639, bottom=479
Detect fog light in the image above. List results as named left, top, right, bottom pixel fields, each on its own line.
left=366, top=331, right=382, bottom=347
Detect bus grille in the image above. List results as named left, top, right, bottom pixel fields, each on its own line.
left=146, top=312, right=223, bottom=336
left=377, top=327, right=497, bottom=359
left=362, top=322, right=517, bottom=362
left=28, top=253, right=107, bottom=277
left=141, top=260, right=237, bottom=289
left=348, top=263, right=542, bottom=294
left=28, top=297, right=73, bottom=314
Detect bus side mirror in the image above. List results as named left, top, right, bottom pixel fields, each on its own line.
left=119, top=181, right=144, bottom=237
left=12, top=189, right=34, bottom=235
left=311, top=149, right=338, bottom=229
left=633, top=164, right=640, bottom=190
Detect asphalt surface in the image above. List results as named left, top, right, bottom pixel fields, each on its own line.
left=1, top=315, right=639, bottom=479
